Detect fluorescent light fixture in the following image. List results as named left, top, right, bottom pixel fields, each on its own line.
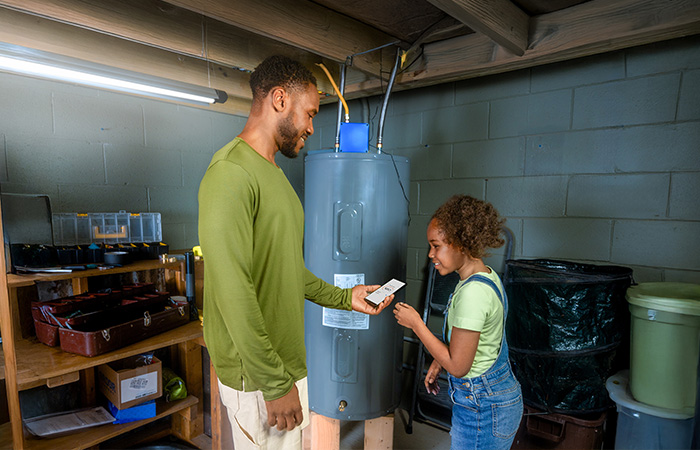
left=0, top=42, right=227, bottom=105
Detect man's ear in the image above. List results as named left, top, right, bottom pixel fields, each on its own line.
left=270, top=87, right=287, bottom=112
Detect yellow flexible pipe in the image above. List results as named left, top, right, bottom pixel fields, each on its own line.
left=316, top=63, right=350, bottom=121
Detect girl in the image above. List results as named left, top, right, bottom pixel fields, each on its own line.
left=394, top=195, right=522, bottom=450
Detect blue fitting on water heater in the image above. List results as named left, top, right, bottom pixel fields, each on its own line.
left=339, top=122, right=369, bottom=152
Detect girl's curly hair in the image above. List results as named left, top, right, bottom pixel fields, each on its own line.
left=431, top=195, right=505, bottom=259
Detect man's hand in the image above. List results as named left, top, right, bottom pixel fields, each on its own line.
left=351, top=284, right=394, bottom=314
left=264, top=384, right=303, bottom=431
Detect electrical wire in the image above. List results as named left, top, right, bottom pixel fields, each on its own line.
left=369, top=143, right=411, bottom=226
left=349, top=40, right=401, bottom=58
left=360, top=46, right=410, bottom=221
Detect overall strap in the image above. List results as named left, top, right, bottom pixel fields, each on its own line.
left=466, top=273, right=512, bottom=380
left=442, top=272, right=508, bottom=343
left=464, top=274, right=507, bottom=319
left=443, top=272, right=513, bottom=382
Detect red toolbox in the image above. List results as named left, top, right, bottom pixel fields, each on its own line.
left=58, top=302, right=189, bottom=357
left=37, top=292, right=169, bottom=328
left=31, top=283, right=156, bottom=323
left=32, top=292, right=119, bottom=323
left=32, top=284, right=188, bottom=356
left=34, top=318, right=60, bottom=347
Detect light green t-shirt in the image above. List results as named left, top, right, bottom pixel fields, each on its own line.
left=198, top=137, right=351, bottom=401
left=446, top=267, right=505, bottom=378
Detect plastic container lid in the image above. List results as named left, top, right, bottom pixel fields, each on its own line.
left=606, top=370, right=695, bottom=419
left=626, top=282, right=700, bottom=316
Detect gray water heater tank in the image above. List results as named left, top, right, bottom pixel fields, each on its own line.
left=304, top=151, right=410, bottom=420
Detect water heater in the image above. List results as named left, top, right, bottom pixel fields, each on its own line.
left=304, top=151, right=409, bottom=420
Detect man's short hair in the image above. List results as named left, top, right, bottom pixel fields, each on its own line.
left=249, top=55, right=317, bottom=101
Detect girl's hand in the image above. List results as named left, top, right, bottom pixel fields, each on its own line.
left=425, top=360, right=443, bottom=395
left=393, top=302, right=421, bottom=330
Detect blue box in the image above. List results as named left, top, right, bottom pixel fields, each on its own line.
left=107, top=399, right=156, bottom=424
left=339, top=122, right=369, bottom=152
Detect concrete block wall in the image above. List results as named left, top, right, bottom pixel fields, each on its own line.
left=0, top=73, right=246, bottom=250
left=294, top=35, right=700, bottom=306
left=1, top=35, right=698, bottom=296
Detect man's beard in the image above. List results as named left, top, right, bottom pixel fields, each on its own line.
left=278, top=113, right=300, bottom=159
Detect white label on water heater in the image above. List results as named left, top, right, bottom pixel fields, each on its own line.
left=322, top=274, right=369, bottom=330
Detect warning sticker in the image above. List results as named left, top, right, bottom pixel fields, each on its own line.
left=322, top=273, right=369, bottom=330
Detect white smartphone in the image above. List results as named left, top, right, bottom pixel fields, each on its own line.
left=365, top=278, right=406, bottom=306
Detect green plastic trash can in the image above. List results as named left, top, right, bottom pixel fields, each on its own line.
left=626, top=282, right=700, bottom=415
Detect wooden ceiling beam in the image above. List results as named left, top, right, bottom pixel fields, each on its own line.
left=427, top=0, right=529, bottom=56
left=0, top=0, right=344, bottom=96
left=1, top=0, right=698, bottom=108
left=0, top=6, right=252, bottom=115
left=161, top=0, right=402, bottom=76
left=0, top=0, right=206, bottom=60
left=345, top=0, right=700, bottom=96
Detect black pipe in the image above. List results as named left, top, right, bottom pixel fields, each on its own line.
left=185, top=251, right=198, bottom=320
left=377, top=47, right=402, bottom=153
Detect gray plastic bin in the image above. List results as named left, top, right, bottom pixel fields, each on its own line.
left=607, top=371, right=693, bottom=449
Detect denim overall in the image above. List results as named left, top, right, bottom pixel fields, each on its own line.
left=443, top=274, right=523, bottom=450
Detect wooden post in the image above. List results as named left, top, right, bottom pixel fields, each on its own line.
left=209, top=360, right=234, bottom=450
left=364, top=414, right=394, bottom=450
left=171, top=340, right=203, bottom=441
left=309, top=412, right=340, bottom=450
left=0, top=196, right=25, bottom=449
left=79, top=368, right=96, bottom=406
left=71, top=277, right=89, bottom=295
left=307, top=412, right=394, bottom=450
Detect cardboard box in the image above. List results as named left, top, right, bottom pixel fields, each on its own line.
left=97, top=355, right=162, bottom=409
left=107, top=399, right=156, bottom=424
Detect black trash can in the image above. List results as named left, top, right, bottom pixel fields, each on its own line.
left=504, top=259, right=633, bottom=414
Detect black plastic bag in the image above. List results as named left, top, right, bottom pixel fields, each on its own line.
left=505, top=259, right=633, bottom=413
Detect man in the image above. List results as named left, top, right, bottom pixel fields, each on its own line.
left=198, top=55, right=393, bottom=450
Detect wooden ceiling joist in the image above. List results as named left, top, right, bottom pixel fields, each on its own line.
left=0, top=5, right=253, bottom=115
left=161, top=0, right=403, bottom=77
left=427, top=0, right=529, bottom=56
left=0, top=0, right=699, bottom=111
left=343, top=0, right=700, bottom=96
left=0, top=0, right=344, bottom=96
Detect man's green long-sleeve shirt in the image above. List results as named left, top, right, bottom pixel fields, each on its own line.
left=198, top=138, right=351, bottom=401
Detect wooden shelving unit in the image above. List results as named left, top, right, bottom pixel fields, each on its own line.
left=5, top=259, right=184, bottom=288
left=0, top=249, right=206, bottom=449
left=0, top=396, right=198, bottom=450
left=13, top=321, right=203, bottom=391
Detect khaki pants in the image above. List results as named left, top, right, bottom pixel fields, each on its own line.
left=218, top=377, right=310, bottom=450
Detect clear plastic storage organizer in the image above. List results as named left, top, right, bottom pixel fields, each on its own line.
left=53, top=211, right=162, bottom=245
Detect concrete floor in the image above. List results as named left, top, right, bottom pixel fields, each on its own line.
left=339, top=408, right=450, bottom=450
